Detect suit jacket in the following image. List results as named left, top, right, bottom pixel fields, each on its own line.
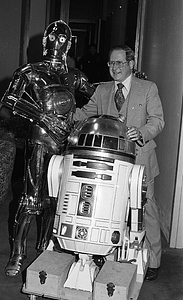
left=74, top=75, right=165, bottom=181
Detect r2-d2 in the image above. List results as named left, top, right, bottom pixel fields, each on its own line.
left=48, top=115, right=148, bottom=292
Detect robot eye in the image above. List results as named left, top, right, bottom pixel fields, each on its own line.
left=59, top=35, right=66, bottom=43
left=49, top=34, right=56, bottom=42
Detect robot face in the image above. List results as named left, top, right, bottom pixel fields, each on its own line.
left=43, top=20, right=72, bottom=62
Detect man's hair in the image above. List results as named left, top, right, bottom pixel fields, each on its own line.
left=109, top=45, right=135, bottom=62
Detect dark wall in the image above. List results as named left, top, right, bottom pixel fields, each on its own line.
left=141, top=0, right=183, bottom=240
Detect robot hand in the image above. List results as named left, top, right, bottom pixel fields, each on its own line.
left=40, top=113, right=74, bottom=144
left=1, top=94, right=43, bottom=121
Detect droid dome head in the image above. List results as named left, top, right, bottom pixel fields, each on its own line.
left=68, top=115, right=136, bottom=163
left=43, top=20, right=72, bottom=71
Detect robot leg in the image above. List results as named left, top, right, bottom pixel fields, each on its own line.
left=36, top=196, right=57, bottom=253
left=36, top=154, right=64, bottom=252
left=5, top=143, right=45, bottom=276
left=5, top=196, right=34, bottom=276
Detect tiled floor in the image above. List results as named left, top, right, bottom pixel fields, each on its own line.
left=0, top=148, right=183, bottom=300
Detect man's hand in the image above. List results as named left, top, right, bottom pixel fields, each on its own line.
left=126, top=126, right=143, bottom=142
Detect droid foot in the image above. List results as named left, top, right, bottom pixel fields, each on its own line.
left=5, top=254, right=24, bottom=276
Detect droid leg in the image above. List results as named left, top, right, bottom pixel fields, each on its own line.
left=64, top=254, right=99, bottom=292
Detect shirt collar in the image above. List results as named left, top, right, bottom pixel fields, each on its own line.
left=115, top=74, right=132, bottom=95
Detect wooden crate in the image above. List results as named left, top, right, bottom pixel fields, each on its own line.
left=24, top=250, right=74, bottom=299
left=93, top=261, right=137, bottom=300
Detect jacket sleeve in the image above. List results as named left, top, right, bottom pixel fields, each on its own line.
left=138, top=82, right=165, bottom=144
left=73, top=87, right=100, bottom=121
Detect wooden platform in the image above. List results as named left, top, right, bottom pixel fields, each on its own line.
left=23, top=281, right=143, bottom=300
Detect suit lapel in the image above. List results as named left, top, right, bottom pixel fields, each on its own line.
left=123, top=76, right=144, bottom=126
left=129, top=76, right=143, bottom=102
left=101, top=82, right=116, bottom=115
left=99, top=78, right=144, bottom=119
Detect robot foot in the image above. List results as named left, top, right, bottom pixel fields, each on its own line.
left=5, top=254, right=25, bottom=276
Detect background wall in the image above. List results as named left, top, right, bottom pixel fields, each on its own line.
left=27, top=0, right=46, bottom=63
left=0, top=0, right=138, bottom=90
left=0, top=0, right=46, bottom=98
left=0, top=0, right=182, bottom=244
left=140, top=0, right=183, bottom=239
left=0, top=0, right=22, bottom=98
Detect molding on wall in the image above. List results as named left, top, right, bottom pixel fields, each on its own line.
left=60, top=0, right=70, bottom=24
left=170, top=101, right=183, bottom=249
left=19, top=0, right=31, bottom=66
left=134, top=0, right=147, bottom=71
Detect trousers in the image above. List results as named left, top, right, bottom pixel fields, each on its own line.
left=144, top=179, right=162, bottom=268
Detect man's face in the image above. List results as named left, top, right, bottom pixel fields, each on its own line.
left=109, top=49, right=133, bottom=82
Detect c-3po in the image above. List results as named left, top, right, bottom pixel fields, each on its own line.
left=0, top=20, right=95, bottom=277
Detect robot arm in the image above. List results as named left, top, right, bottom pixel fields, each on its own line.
left=1, top=67, right=75, bottom=144
left=72, top=69, right=96, bottom=98
left=1, top=95, right=73, bottom=144
left=1, top=93, right=43, bottom=122
left=78, top=73, right=96, bottom=98
left=1, top=65, right=42, bottom=121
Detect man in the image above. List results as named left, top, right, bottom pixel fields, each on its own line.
left=0, top=20, right=95, bottom=277
left=74, top=44, right=165, bottom=281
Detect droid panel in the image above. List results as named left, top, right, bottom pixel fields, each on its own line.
left=53, top=153, right=133, bottom=256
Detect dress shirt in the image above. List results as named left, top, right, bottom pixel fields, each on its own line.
left=114, top=74, right=132, bottom=99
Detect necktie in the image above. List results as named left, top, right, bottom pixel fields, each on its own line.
left=114, top=82, right=125, bottom=112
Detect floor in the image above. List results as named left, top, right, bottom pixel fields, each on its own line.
left=0, top=147, right=183, bottom=300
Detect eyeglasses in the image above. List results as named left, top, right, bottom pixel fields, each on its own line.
left=107, top=61, right=128, bottom=68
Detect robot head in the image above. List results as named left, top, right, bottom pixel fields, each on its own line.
left=43, top=20, right=72, bottom=71
left=68, top=115, right=136, bottom=162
